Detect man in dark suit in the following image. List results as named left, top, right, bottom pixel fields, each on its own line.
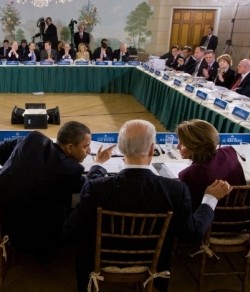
left=200, top=27, right=218, bottom=51
left=44, top=17, right=58, bottom=50
left=92, top=38, right=113, bottom=61
left=0, top=39, right=10, bottom=59
left=230, top=59, right=250, bottom=97
left=182, top=46, right=196, bottom=74
left=112, top=43, right=129, bottom=62
left=17, top=39, right=29, bottom=62
left=23, top=42, right=40, bottom=62
left=202, top=50, right=219, bottom=81
left=192, top=46, right=207, bottom=76
left=165, top=45, right=181, bottom=70
left=40, top=40, right=57, bottom=62
left=74, top=23, right=90, bottom=50
left=6, top=40, right=21, bottom=61
left=0, top=121, right=115, bottom=262
left=63, top=119, right=230, bottom=292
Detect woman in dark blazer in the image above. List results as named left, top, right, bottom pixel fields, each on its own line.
left=215, top=54, right=235, bottom=89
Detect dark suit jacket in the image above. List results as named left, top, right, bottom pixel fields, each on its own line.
left=6, top=51, right=21, bottom=61
left=74, top=32, right=90, bottom=49
left=23, top=49, right=41, bottom=62
left=232, top=72, right=250, bottom=97
left=17, top=45, right=29, bottom=62
left=92, top=46, right=113, bottom=61
left=200, top=34, right=218, bottom=51
left=183, top=55, right=196, bottom=74
left=0, top=46, right=10, bottom=59
left=203, top=61, right=219, bottom=81
left=0, top=131, right=107, bottom=261
left=165, top=54, right=181, bottom=70
left=215, top=68, right=236, bottom=89
left=112, top=49, right=129, bottom=62
left=63, top=168, right=214, bottom=291
left=40, top=49, right=57, bottom=62
left=44, top=23, right=58, bottom=49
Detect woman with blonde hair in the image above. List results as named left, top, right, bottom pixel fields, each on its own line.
left=75, top=43, right=90, bottom=61
left=215, top=54, right=235, bottom=89
left=176, top=119, right=245, bottom=210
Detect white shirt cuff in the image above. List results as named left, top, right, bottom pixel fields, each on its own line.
left=201, top=194, right=218, bottom=211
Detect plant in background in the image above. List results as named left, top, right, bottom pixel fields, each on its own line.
left=78, top=0, right=100, bottom=33
left=125, top=1, right=153, bottom=50
left=0, top=1, right=21, bottom=41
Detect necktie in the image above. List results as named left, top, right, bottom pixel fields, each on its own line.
left=32, top=52, right=35, bottom=61
left=204, top=36, right=210, bottom=48
left=231, top=76, right=242, bottom=90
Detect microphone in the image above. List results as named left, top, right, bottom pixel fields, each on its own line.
left=157, top=143, right=165, bottom=154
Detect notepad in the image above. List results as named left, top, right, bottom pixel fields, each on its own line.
left=152, top=161, right=190, bottom=178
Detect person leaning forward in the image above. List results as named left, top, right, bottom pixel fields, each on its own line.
left=63, top=119, right=231, bottom=292
left=0, top=121, right=115, bottom=262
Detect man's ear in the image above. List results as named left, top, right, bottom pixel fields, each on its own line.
left=65, top=143, right=73, bottom=154
left=149, top=143, right=154, bottom=157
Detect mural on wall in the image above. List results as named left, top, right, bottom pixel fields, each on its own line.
left=0, top=0, right=153, bottom=50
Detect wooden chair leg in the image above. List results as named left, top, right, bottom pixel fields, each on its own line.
left=198, top=253, right=207, bottom=292
left=243, top=255, right=250, bottom=292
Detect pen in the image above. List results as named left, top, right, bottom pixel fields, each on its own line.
left=167, top=151, right=177, bottom=159
left=157, top=143, right=165, bottom=154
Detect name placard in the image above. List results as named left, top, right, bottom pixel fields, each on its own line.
left=57, top=60, right=71, bottom=65
left=213, top=98, right=228, bottom=110
left=75, top=60, right=89, bottom=65
left=173, top=78, right=182, bottom=87
left=162, top=73, right=170, bottom=81
left=149, top=67, right=155, bottom=73
left=95, top=61, right=109, bottom=66
left=144, top=64, right=149, bottom=70
left=23, top=61, right=36, bottom=65
left=40, top=61, right=53, bottom=65
left=185, top=84, right=195, bottom=93
left=155, top=70, right=161, bottom=76
left=128, top=61, right=140, bottom=66
left=232, top=106, right=250, bottom=121
left=6, top=61, right=19, bottom=65
left=0, top=61, right=3, bottom=65
left=0, top=130, right=31, bottom=142
left=112, top=61, right=125, bottom=66
left=196, top=90, right=208, bottom=100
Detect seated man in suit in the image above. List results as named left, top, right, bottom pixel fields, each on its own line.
left=112, top=43, right=129, bottom=62
left=57, top=42, right=75, bottom=62
left=17, top=39, right=29, bottom=62
left=63, top=119, right=231, bottom=292
left=192, top=45, right=207, bottom=76
left=0, top=121, right=115, bottom=262
left=6, top=40, right=21, bottom=61
left=181, top=46, right=196, bottom=74
left=165, top=45, right=181, bottom=70
left=40, top=40, right=57, bottom=62
left=92, top=38, right=112, bottom=61
left=202, top=50, right=219, bottom=81
left=200, top=27, right=218, bottom=51
left=74, top=23, right=90, bottom=50
left=23, top=42, right=40, bottom=62
left=0, top=39, right=10, bottom=59
left=230, top=59, right=250, bottom=97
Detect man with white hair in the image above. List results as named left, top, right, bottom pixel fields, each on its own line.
left=7, top=41, right=20, bottom=61
left=230, top=59, right=250, bottom=97
left=112, top=43, right=129, bottom=62
left=63, top=119, right=231, bottom=292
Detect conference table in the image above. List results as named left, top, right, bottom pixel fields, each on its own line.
left=0, top=63, right=250, bottom=133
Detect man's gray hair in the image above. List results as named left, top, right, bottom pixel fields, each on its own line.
left=118, top=119, right=156, bottom=157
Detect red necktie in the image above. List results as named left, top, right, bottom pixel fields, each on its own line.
left=231, top=76, right=242, bottom=90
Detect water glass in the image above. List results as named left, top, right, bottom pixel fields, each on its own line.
left=239, top=142, right=249, bottom=159
left=165, top=135, right=174, bottom=151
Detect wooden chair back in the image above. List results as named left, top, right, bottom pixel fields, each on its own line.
left=92, top=207, right=173, bottom=292
left=198, top=185, right=250, bottom=292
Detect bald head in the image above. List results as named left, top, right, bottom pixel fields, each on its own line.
left=118, top=120, right=156, bottom=159
left=237, top=59, right=250, bottom=74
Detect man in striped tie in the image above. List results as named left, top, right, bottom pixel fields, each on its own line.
left=230, top=59, right=250, bottom=97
